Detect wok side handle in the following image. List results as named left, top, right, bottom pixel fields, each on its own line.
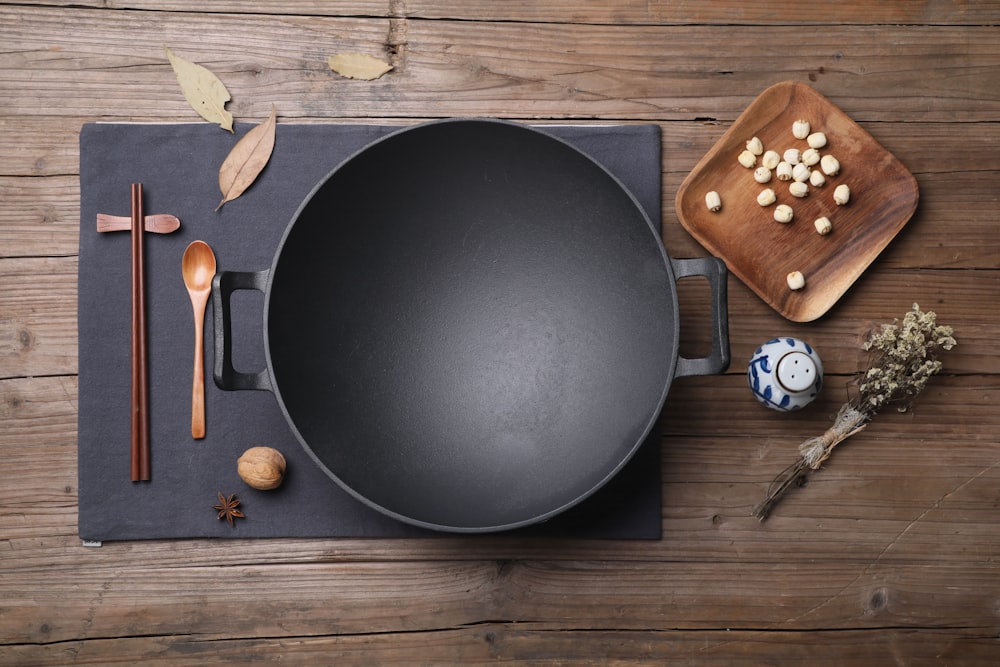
left=212, top=270, right=272, bottom=392
left=670, top=256, right=731, bottom=378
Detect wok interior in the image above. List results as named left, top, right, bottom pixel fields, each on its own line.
left=267, top=120, right=677, bottom=530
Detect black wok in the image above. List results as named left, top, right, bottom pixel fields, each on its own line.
left=213, top=119, right=728, bottom=533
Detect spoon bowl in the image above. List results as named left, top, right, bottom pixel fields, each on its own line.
left=182, top=240, right=217, bottom=439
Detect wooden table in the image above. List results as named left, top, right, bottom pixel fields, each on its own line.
left=3, top=2, right=998, bottom=663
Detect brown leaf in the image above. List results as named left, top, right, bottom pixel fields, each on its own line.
left=328, top=52, right=393, bottom=80
left=165, top=46, right=234, bottom=132
left=216, top=105, right=277, bottom=211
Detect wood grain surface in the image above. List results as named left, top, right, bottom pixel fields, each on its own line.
left=2, top=2, right=999, bottom=664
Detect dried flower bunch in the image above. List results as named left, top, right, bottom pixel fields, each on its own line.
left=754, top=303, right=956, bottom=520
left=856, top=305, right=956, bottom=412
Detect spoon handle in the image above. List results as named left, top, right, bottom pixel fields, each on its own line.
left=191, top=297, right=207, bottom=439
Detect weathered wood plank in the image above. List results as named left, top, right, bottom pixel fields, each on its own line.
left=0, top=117, right=82, bottom=177
left=3, top=626, right=998, bottom=665
left=0, top=257, right=78, bottom=378
left=0, top=176, right=80, bottom=258
left=4, top=0, right=999, bottom=26
left=1, top=559, right=998, bottom=646
left=2, top=8, right=999, bottom=121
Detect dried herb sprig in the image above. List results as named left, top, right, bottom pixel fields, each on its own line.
left=753, top=303, right=956, bottom=521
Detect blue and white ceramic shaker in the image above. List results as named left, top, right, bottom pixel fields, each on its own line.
left=747, top=337, right=823, bottom=411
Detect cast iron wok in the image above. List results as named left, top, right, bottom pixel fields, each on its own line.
left=213, top=119, right=729, bottom=533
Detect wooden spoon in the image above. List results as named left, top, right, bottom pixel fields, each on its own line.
left=181, top=240, right=217, bottom=439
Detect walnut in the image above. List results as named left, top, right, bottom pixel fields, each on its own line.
left=237, top=446, right=286, bottom=490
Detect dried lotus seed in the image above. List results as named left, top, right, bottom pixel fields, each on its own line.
left=775, top=161, right=794, bottom=181
left=807, top=132, right=827, bottom=149
left=738, top=150, right=757, bottom=168
left=820, top=154, right=840, bottom=176
left=761, top=150, right=781, bottom=170
left=789, top=181, right=809, bottom=198
left=792, top=163, right=812, bottom=183
left=773, top=204, right=794, bottom=223
left=757, top=188, right=777, bottom=206
left=834, top=183, right=851, bottom=205
left=801, top=148, right=821, bottom=166
left=792, top=119, right=811, bottom=140
left=814, top=216, right=833, bottom=235
left=783, top=148, right=801, bottom=165
left=705, top=190, right=722, bottom=212
left=753, top=166, right=772, bottom=183
left=746, top=136, right=764, bottom=155
left=809, top=169, right=826, bottom=187
left=786, top=270, right=806, bottom=290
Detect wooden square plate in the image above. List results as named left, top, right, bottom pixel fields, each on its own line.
left=675, top=81, right=919, bottom=322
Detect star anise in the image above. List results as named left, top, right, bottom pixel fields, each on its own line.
left=212, top=492, right=245, bottom=526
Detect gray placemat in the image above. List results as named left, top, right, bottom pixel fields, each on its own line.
left=78, top=122, right=664, bottom=542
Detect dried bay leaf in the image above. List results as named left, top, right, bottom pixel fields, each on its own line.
left=165, top=46, right=234, bottom=132
left=217, top=105, right=277, bottom=211
left=328, top=52, right=393, bottom=80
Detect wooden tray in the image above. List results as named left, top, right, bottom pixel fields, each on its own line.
left=675, top=81, right=919, bottom=322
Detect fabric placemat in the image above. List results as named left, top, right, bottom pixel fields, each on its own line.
left=78, top=121, right=664, bottom=542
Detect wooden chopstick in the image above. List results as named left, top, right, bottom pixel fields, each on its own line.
left=130, top=183, right=151, bottom=481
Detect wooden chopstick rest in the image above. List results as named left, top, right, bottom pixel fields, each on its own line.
left=97, top=213, right=181, bottom=234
